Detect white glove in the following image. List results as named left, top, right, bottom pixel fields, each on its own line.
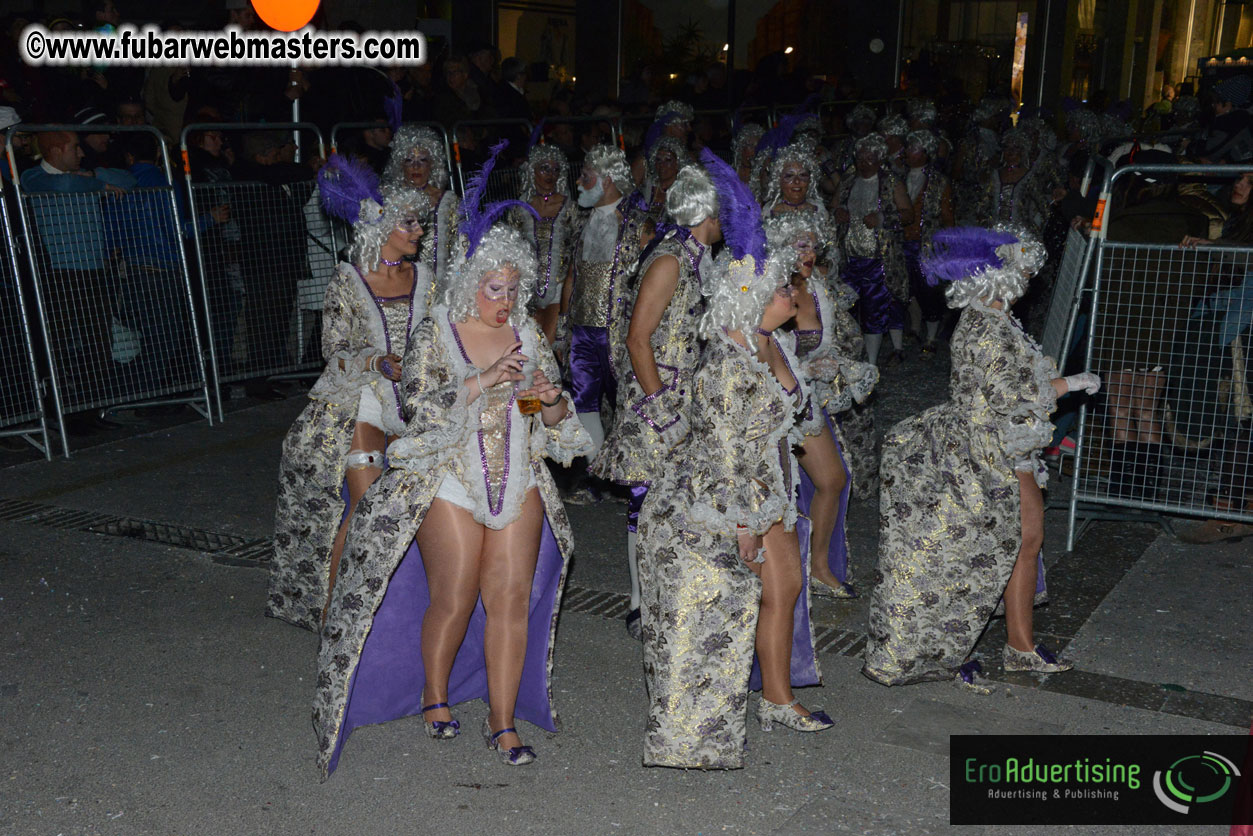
left=1064, top=372, right=1101, bottom=395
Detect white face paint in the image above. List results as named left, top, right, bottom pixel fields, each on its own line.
left=577, top=173, right=605, bottom=208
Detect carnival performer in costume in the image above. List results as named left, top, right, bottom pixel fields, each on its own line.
left=832, top=133, right=913, bottom=367
left=511, top=125, right=576, bottom=343
left=637, top=186, right=831, bottom=772
left=592, top=159, right=720, bottom=640
left=877, top=113, right=910, bottom=176
left=974, top=128, right=1048, bottom=237
left=631, top=99, right=694, bottom=186
left=863, top=226, right=1100, bottom=687
left=953, top=98, right=1009, bottom=224
left=267, top=155, right=431, bottom=631
left=381, top=125, right=460, bottom=307
left=312, top=141, right=593, bottom=777
left=731, top=121, right=766, bottom=185
left=640, top=135, right=691, bottom=223
left=562, top=144, right=651, bottom=468
left=765, top=212, right=877, bottom=600
left=762, top=140, right=832, bottom=230
left=901, top=130, right=955, bottom=356
left=831, top=103, right=877, bottom=175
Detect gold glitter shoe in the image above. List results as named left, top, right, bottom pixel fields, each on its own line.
left=1003, top=643, right=1074, bottom=673
left=810, top=577, right=858, bottom=599
left=755, top=698, right=834, bottom=732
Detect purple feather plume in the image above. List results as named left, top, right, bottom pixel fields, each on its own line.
left=384, top=81, right=403, bottom=133
left=699, top=148, right=767, bottom=274
left=318, top=153, right=383, bottom=224
left=460, top=139, right=540, bottom=256
left=527, top=118, right=546, bottom=150
left=643, top=113, right=678, bottom=154
left=920, top=226, right=1017, bottom=287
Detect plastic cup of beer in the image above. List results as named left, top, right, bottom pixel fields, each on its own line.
left=517, top=361, right=541, bottom=415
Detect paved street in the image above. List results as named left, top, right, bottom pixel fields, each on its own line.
left=1, top=356, right=1249, bottom=835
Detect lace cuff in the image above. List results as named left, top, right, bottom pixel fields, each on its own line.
left=387, top=385, right=471, bottom=473
left=310, top=348, right=379, bottom=400
left=539, top=393, right=594, bottom=465
left=630, top=366, right=686, bottom=440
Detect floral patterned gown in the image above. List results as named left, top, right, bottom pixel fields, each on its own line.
left=267, top=261, right=430, bottom=631
left=637, top=333, right=821, bottom=769
left=311, top=306, right=592, bottom=778
left=862, top=302, right=1058, bottom=685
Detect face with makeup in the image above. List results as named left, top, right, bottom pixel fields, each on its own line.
left=790, top=232, right=818, bottom=277
left=577, top=166, right=605, bottom=207
left=855, top=149, right=881, bottom=178
left=403, top=147, right=434, bottom=189
left=760, top=282, right=798, bottom=331
left=385, top=215, right=424, bottom=257
left=780, top=161, right=811, bottom=204
left=533, top=160, right=561, bottom=195
left=905, top=144, right=928, bottom=168
left=654, top=149, right=679, bottom=187
left=476, top=264, right=522, bottom=326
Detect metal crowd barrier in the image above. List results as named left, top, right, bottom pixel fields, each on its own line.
left=0, top=176, right=52, bottom=458
left=7, top=124, right=213, bottom=457
left=1067, top=163, right=1253, bottom=548
left=180, top=122, right=331, bottom=419
left=450, top=118, right=533, bottom=198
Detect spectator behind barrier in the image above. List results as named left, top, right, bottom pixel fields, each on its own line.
left=20, top=130, right=135, bottom=408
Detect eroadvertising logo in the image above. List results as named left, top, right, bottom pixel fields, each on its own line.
left=950, top=735, right=1253, bottom=826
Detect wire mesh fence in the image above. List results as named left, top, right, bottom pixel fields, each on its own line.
left=0, top=186, right=51, bottom=457
left=1040, top=226, right=1094, bottom=368
left=1071, top=241, right=1253, bottom=528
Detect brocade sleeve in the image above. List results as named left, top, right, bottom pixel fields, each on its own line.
left=385, top=318, right=470, bottom=473
left=310, top=265, right=378, bottom=399
left=530, top=322, right=594, bottom=465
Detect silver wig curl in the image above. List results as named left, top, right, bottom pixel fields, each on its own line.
left=943, top=225, right=1046, bottom=309
left=1000, top=127, right=1031, bottom=153
left=854, top=132, right=889, bottom=162
left=353, top=185, right=433, bottom=272
left=763, top=142, right=823, bottom=209
left=845, top=103, right=876, bottom=130
left=907, top=98, right=937, bottom=125
left=1066, top=109, right=1102, bottom=147
left=666, top=163, right=718, bottom=227
left=582, top=143, right=634, bottom=197
left=699, top=248, right=790, bottom=352
left=877, top=114, right=909, bottom=138
left=732, top=123, right=766, bottom=168
left=655, top=99, right=694, bottom=123
left=763, top=209, right=829, bottom=262
left=519, top=142, right=571, bottom=201
left=905, top=129, right=938, bottom=160
left=973, top=97, right=1011, bottom=124
left=441, top=223, right=540, bottom=326
left=382, top=125, right=450, bottom=191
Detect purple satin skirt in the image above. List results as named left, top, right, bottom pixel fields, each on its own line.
left=627, top=484, right=649, bottom=533
left=797, top=408, right=852, bottom=584
left=327, top=511, right=566, bottom=776
left=903, top=240, right=946, bottom=323
left=569, top=325, right=616, bottom=414
left=844, top=255, right=904, bottom=334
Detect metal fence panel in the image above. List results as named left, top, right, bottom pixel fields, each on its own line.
left=1040, top=226, right=1093, bottom=367
left=1071, top=241, right=1253, bottom=527
left=0, top=187, right=51, bottom=458
left=186, top=179, right=326, bottom=386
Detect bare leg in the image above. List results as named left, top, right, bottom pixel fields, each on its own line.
left=415, top=498, right=486, bottom=723
left=1004, top=471, right=1044, bottom=652
left=797, top=428, right=847, bottom=589
left=751, top=521, right=808, bottom=714
left=534, top=304, right=560, bottom=344
left=322, top=421, right=385, bottom=621
left=479, top=488, right=544, bottom=750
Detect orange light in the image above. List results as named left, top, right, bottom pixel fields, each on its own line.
left=251, top=0, right=320, bottom=32
left=1092, top=198, right=1106, bottom=232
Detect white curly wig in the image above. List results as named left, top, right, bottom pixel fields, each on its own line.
left=905, top=129, right=938, bottom=160
left=382, top=125, right=450, bottom=191
left=877, top=114, right=909, bottom=138
left=582, top=143, right=634, bottom=197
left=908, top=98, right=938, bottom=125
left=442, top=223, right=540, bottom=326
left=763, top=210, right=829, bottom=264
left=763, top=142, right=823, bottom=209
left=520, top=143, right=571, bottom=201
left=666, top=163, right=718, bottom=227
left=655, top=100, right=694, bottom=123
left=854, top=132, right=889, bottom=162
left=845, top=103, right=877, bottom=130
left=699, top=248, right=790, bottom=351
left=732, top=123, right=766, bottom=169
left=352, top=186, right=433, bottom=272
left=1000, top=127, right=1031, bottom=153
left=942, top=225, right=1046, bottom=309
left=973, top=97, right=1011, bottom=124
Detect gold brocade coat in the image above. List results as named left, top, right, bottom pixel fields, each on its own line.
left=637, top=333, right=816, bottom=769
left=591, top=230, right=706, bottom=485
left=863, top=303, right=1058, bottom=686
